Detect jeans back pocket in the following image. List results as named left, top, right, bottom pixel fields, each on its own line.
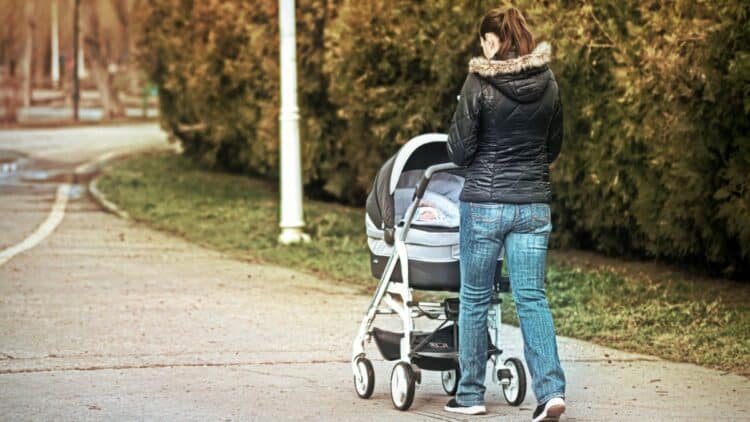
left=530, top=203, right=552, bottom=232
left=469, top=202, right=502, bottom=223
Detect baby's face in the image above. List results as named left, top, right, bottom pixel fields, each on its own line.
left=418, top=208, right=439, bottom=221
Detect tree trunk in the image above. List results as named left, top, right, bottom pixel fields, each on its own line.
left=80, top=0, right=124, bottom=119
left=19, top=1, right=35, bottom=108
left=112, top=0, right=142, bottom=96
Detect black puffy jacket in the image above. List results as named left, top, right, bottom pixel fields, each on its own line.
left=447, top=42, right=563, bottom=204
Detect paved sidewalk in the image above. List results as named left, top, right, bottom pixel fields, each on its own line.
left=1, top=193, right=748, bottom=421
left=0, top=123, right=167, bottom=249
left=0, top=123, right=168, bottom=165
left=0, top=125, right=748, bottom=420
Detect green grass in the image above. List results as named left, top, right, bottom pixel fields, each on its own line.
left=98, top=153, right=750, bottom=376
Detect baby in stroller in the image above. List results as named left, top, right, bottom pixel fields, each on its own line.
left=352, top=133, right=528, bottom=411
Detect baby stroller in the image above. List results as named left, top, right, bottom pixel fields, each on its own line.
left=352, top=133, right=528, bottom=411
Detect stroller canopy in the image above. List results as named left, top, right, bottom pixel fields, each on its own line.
left=365, top=134, right=464, bottom=238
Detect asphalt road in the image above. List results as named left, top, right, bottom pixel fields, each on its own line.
left=0, top=124, right=748, bottom=421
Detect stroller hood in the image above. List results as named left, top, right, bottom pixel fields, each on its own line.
left=365, top=134, right=462, bottom=243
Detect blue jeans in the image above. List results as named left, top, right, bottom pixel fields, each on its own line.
left=456, top=201, right=566, bottom=406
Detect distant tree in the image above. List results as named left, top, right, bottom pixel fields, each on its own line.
left=0, top=0, right=22, bottom=73
left=0, top=0, right=22, bottom=121
left=81, top=0, right=124, bottom=118
left=111, top=0, right=143, bottom=95
left=19, top=0, right=36, bottom=108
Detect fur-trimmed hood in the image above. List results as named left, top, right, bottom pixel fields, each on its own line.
left=469, top=42, right=551, bottom=77
left=468, top=42, right=553, bottom=103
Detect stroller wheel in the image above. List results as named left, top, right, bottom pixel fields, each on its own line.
left=353, top=357, right=375, bottom=399
left=441, top=368, right=460, bottom=396
left=500, top=357, right=527, bottom=406
left=390, top=362, right=416, bottom=411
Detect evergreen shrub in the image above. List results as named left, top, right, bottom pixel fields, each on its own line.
left=137, top=0, right=750, bottom=275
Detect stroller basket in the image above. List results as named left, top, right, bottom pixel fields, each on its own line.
left=372, top=323, right=500, bottom=372
left=373, top=325, right=458, bottom=371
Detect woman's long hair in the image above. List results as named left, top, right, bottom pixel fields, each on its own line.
left=479, top=7, right=536, bottom=59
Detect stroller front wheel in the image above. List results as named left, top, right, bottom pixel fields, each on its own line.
left=390, top=362, right=416, bottom=411
left=441, top=368, right=460, bottom=396
left=353, top=357, right=375, bottom=399
left=500, top=357, right=527, bottom=406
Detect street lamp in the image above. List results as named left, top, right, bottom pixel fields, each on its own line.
left=277, top=0, right=309, bottom=244
left=51, top=0, right=60, bottom=88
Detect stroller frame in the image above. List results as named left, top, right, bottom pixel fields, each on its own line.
left=352, top=159, right=528, bottom=411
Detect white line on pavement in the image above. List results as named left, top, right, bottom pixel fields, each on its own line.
left=74, top=151, right=117, bottom=175
left=0, top=184, right=71, bottom=267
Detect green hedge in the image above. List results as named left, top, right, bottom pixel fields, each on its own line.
left=137, top=0, right=750, bottom=276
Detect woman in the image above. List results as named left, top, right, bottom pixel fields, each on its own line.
left=444, top=7, right=566, bottom=422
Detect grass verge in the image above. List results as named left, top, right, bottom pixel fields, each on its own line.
left=98, top=153, right=750, bottom=376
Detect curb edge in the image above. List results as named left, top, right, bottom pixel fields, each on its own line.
left=89, top=177, right=131, bottom=220
left=85, top=144, right=179, bottom=220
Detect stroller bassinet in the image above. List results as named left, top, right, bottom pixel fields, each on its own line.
left=365, top=138, right=504, bottom=290
left=352, top=133, right=527, bottom=411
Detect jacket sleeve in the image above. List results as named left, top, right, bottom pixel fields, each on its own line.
left=547, top=90, right=563, bottom=163
left=447, top=74, right=482, bottom=166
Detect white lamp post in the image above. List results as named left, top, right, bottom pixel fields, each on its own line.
left=278, top=0, right=309, bottom=244
left=50, top=0, right=60, bottom=88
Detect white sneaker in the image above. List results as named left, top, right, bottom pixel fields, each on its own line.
left=444, top=398, right=487, bottom=415
left=532, top=397, right=566, bottom=421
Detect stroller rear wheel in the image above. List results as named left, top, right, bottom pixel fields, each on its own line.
left=353, top=357, right=375, bottom=399
left=500, top=357, right=527, bottom=406
left=390, top=362, right=416, bottom=411
left=441, top=368, right=460, bottom=396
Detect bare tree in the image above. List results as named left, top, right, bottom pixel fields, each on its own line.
left=19, top=0, right=36, bottom=108
left=111, top=0, right=130, bottom=36
left=111, top=0, right=143, bottom=95
left=80, top=0, right=124, bottom=119
left=0, top=0, right=22, bottom=121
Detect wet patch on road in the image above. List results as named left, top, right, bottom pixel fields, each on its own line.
left=0, top=151, right=30, bottom=180
left=20, top=169, right=72, bottom=183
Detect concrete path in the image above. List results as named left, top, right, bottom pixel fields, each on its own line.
left=0, top=124, right=748, bottom=421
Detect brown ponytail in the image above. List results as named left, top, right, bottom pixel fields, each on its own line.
left=479, top=7, right=536, bottom=59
